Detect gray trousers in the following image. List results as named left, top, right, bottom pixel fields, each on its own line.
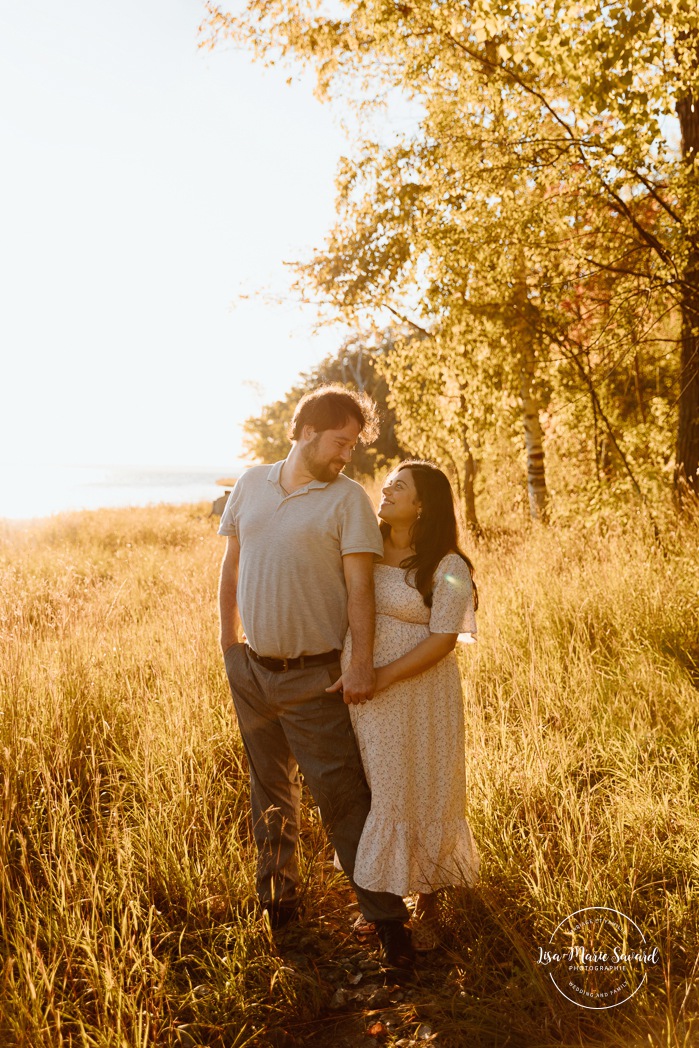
left=224, top=642, right=409, bottom=923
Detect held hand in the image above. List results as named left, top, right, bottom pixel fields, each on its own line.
left=326, top=664, right=376, bottom=705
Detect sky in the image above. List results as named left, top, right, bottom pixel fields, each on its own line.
left=1, top=0, right=356, bottom=470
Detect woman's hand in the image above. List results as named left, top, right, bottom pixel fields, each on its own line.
left=330, top=646, right=456, bottom=702
left=326, top=663, right=376, bottom=705
left=327, top=665, right=394, bottom=701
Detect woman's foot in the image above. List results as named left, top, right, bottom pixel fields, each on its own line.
left=352, top=914, right=376, bottom=940
left=408, top=915, right=440, bottom=952
left=413, top=890, right=438, bottom=922
left=410, top=891, right=440, bottom=951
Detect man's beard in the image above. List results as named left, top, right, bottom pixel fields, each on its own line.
left=301, top=435, right=345, bottom=482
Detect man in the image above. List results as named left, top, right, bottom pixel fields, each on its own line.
left=218, top=385, right=413, bottom=970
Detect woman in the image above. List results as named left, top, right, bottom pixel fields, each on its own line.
left=329, top=459, right=479, bottom=946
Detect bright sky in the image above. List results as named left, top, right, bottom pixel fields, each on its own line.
left=1, top=0, right=352, bottom=469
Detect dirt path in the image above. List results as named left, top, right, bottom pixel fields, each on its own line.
left=263, top=885, right=473, bottom=1048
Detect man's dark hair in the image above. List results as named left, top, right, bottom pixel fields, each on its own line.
left=288, top=385, right=380, bottom=444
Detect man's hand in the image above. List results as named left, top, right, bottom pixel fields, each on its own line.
left=326, top=662, right=376, bottom=705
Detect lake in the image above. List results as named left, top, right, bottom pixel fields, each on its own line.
left=0, top=463, right=250, bottom=521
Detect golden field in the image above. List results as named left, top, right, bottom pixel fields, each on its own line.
left=0, top=502, right=697, bottom=1047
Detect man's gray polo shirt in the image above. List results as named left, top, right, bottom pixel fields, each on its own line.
left=218, top=460, right=383, bottom=659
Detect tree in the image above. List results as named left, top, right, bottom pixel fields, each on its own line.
left=375, top=329, right=482, bottom=532
left=242, top=331, right=407, bottom=477
left=299, top=109, right=675, bottom=517
left=205, top=0, right=698, bottom=509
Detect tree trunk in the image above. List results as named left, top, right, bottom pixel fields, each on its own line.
left=513, top=279, right=549, bottom=521
left=461, top=445, right=480, bottom=535
left=675, top=47, right=699, bottom=508
left=459, top=394, right=481, bottom=535
left=520, top=370, right=549, bottom=521
left=675, top=261, right=699, bottom=506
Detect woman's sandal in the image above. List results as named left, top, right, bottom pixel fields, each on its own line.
left=352, top=914, right=377, bottom=940
left=408, top=917, right=440, bottom=952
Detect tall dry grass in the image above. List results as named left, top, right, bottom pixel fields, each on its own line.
left=0, top=502, right=697, bottom=1046
left=456, top=511, right=699, bottom=1047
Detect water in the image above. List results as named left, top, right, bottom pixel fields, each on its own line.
left=0, top=462, right=250, bottom=521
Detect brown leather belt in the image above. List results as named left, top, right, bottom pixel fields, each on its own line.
left=246, top=645, right=341, bottom=673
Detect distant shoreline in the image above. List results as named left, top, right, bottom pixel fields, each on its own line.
left=0, top=463, right=249, bottom=521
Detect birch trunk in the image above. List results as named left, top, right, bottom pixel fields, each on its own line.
left=513, top=278, right=549, bottom=521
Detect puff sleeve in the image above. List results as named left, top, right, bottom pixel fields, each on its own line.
left=428, top=553, right=477, bottom=636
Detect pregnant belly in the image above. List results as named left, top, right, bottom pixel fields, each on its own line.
left=343, top=614, right=430, bottom=669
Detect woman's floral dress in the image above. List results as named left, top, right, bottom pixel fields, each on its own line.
left=343, top=553, right=479, bottom=895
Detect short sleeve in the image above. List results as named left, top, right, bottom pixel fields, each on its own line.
left=217, top=484, right=240, bottom=537
left=429, top=554, right=477, bottom=636
left=339, top=483, right=384, bottom=556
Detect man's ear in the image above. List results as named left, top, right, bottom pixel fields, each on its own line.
left=300, top=424, right=317, bottom=443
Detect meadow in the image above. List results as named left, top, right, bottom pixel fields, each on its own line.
left=0, top=501, right=697, bottom=1047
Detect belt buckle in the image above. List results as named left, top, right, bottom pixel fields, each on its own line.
left=280, top=656, right=305, bottom=671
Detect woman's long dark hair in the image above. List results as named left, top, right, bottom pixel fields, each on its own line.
left=380, top=460, right=478, bottom=610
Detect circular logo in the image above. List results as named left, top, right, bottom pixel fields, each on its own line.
left=537, top=907, right=659, bottom=1009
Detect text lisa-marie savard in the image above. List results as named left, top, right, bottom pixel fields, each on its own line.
left=538, top=946, right=660, bottom=968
